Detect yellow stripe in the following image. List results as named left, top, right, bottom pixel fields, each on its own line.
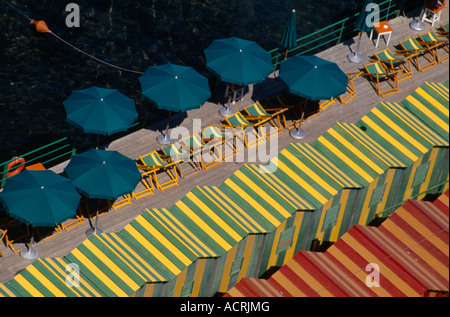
left=416, top=87, right=449, bottom=117
left=37, top=259, right=82, bottom=297
left=418, top=149, right=437, bottom=198
left=225, top=179, right=282, bottom=227
left=135, top=215, right=193, bottom=266
left=268, top=222, right=287, bottom=269
left=185, top=192, right=243, bottom=242
left=83, top=240, right=140, bottom=291
left=316, top=136, right=375, bottom=183
left=360, top=116, right=419, bottom=161
left=149, top=208, right=217, bottom=257
left=26, top=266, right=67, bottom=297
left=284, top=212, right=305, bottom=262
left=375, top=170, right=395, bottom=216
left=13, top=275, right=44, bottom=297
left=371, top=108, right=431, bottom=154
left=282, top=150, right=339, bottom=196
left=220, top=245, right=238, bottom=292
left=358, top=180, right=379, bottom=225
left=0, top=284, right=16, bottom=297
left=70, top=248, right=128, bottom=296
left=405, top=95, right=449, bottom=133
left=327, top=128, right=386, bottom=174
left=330, top=190, right=350, bottom=242
left=425, top=82, right=449, bottom=102
left=123, top=225, right=182, bottom=275
left=175, top=200, right=233, bottom=251
left=191, top=259, right=207, bottom=296
left=199, top=186, right=266, bottom=233
left=232, top=170, right=293, bottom=218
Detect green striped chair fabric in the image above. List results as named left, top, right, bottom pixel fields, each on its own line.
left=363, top=62, right=400, bottom=97
left=398, top=37, right=437, bottom=72
left=418, top=31, right=448, bottom=64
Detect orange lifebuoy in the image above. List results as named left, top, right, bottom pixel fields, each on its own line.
left=6, top=158, right=26, bottom=177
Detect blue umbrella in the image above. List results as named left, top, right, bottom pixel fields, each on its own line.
left=63, top=86, right=138, bottom=146
left=139, top=63, right=211, bottom=144
left=280, top=9, right=297, bottom=59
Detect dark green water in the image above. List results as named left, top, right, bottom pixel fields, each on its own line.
left=0, top=0, right=364, bottom=162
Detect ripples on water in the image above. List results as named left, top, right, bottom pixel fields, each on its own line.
left=0, top=0, right=361, bottom=162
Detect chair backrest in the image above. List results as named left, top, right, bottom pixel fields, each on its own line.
left=375, top=48, right=397, bottom=61
left=244, top=101, right=269, bottom=117
left=419, top=30, right=441, bottom=42
left=184, top=134, right=206, bottom=148
left=201, top=123, right=223, bottom=140
left=401, top=37, right=424, bottom=51
left=225, top=111, right=252, bottom=126
left=140, top=151, right=165, bottom=167
left=365, top=62, right=387, bottom=77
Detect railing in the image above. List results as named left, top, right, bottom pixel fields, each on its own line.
left=0, top=0, right=425, bottom=188
left=270, top=0, right=423, bottom=67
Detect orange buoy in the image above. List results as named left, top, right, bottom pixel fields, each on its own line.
left=6, top=157, right=26, bottom=177
left=30, top=19, right=51, bottom=33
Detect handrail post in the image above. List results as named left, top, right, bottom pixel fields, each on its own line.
left=336, top=19, right=346, bottom=45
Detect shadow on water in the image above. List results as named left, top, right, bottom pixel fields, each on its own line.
left=1, top=0, right=363, bottom=162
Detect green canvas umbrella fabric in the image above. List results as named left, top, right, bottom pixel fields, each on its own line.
left=278, top=55, right=348, bottom=100
left=64, top=149, right=141, bottom=200
left=63, top=86, right=138, bottom=136
left=355, top=0, right=375, bottom=33
left=204, top=37, right=273, bottom=86
left=280, top=9, right=297, bottom=50
left=139, top=63, right=211, bottom=113
left=0, top=170, right=80, bottom=227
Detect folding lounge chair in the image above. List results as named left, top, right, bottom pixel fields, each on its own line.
left=418, top=30, right=449, bottom=64
left=136, top=150, right=180, bottom=192
left=436, top=23, right=449, bottom=37
left=201, top=123, right=239, bottom=161
left=338, top=72, right=363, bottom=104
left=243, top=101, right=288, bottom=131
left=160, top=142, right=201, bottom=178
left=182, top=133, right=222, bottom=170
left=0, top=219, right=27, bottom=254
left=36, top=225, right=63, bottom=243
left=373, top=48, right=413, bottom=83
left=363, top=61, right=401, bottom=97
left=397, top=37, right=437, bottom=72
left=61, top=205, right=85, bottom=231
left=222, top=111, right=272, bottom=148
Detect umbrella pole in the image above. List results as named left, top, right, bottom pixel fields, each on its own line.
left=289, top=99, right=306, bottom=140
left=410, top=0, right=427, bottom=31
left=348, top=32, right=363, bottom=63
left=20, top=226, right=38, bottom=260
left=157, top=111, right=174, bottom=145
left=86, top=200, right=103, bottom=237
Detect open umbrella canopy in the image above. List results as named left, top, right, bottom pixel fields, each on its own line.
left=63, top=86, right=138, bottom=136
left=64, top=149, right=141, bottom=200
left=278, top=55, right=348, bottom=100
left=139, top=63, right=211, bottom=113
left=204, top=37, right=273, bottom=86
left=0, top=170, right=80, bottom=227
left=280, top=9, right=297, bottom=50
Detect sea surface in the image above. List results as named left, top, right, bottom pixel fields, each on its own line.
left=0, top=0, right=362, bottom=163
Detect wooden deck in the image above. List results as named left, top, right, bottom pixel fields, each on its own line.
left=1, top=9, right=448, bottom=284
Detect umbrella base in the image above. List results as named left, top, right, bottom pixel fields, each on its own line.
left=86, top=227, right=103, bottom=237
left=409, top=20, right=425, bottom=31
left=289, top=127, right=306, bottom=140
left=347, top=52, right=363, bottom=64
left=20, top=246, right=38, bottom=261
left=219, top=106, right=236, bottom=117
left=157, top=133, right=173, bottom=145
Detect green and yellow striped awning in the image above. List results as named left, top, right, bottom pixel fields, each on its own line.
left=144, top=208, right=222, bottom=259
left=357, top=104, right=434, bottom=167
left=170, top=189, right=249, bottom=257
left=290, top=143, right=362, bottom=189
left=0, top=282, right=20, bottom=297
left=119, top=211, right=198, bottom=280
left=314, top=123, right=390, bottom=187
left=402, top=82, right=449, bottom=140
left=195, top=185, right=269, bottom=234
left=64, top=233, right=161, bottom=297
left=6, top=257, right=104, bottom=297
left=378, top=102, right=448, bottom=147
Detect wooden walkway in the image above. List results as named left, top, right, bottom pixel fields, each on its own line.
left=1, top=9, right=448, bottom=284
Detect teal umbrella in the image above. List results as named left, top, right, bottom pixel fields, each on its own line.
left=139, top=63, right=211, bottom=144
left=348, top=0, right=375, bottom=63
left=63, top=86, right=138, bottom=146
left=280, top=9, right=297, bottom=59
left=204, top=37, right=273, bottom=86
left=278, top=55, right=348, bottom=139
left=64, top=149, right=141, bottom=200
left=0, top=170, right=81, bottom=259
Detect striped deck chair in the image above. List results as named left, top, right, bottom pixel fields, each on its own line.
left=161, top=142, right=201, bottom=178
left=136, top=150, right=180, bottom=191
left=318, top=97, right=335, bottom=111
left=0, top=220, right=27, bottom=254
left=373, top=48, right=413, bottom=83
left=36, top=225, right=63, bottom=243
left=61, top=205, right=85, bottom=231
left=182, top=133, right=222, bottom=170
left=436, top=23, right=449, bottom=37
left=418, top=30, right=448, bottom=64
left=261, top=92, right=305, bottom=130
left=222, top=111, right=270, bottom=148
left=363, top=61, right=401, bottom=97
left=201, top=123, right=239, bottom=161
left=338, top=72, right=363, bottom=104
left=397, top=36, right=437, bottom=72
left=244, top=101, right=288, bottom=131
